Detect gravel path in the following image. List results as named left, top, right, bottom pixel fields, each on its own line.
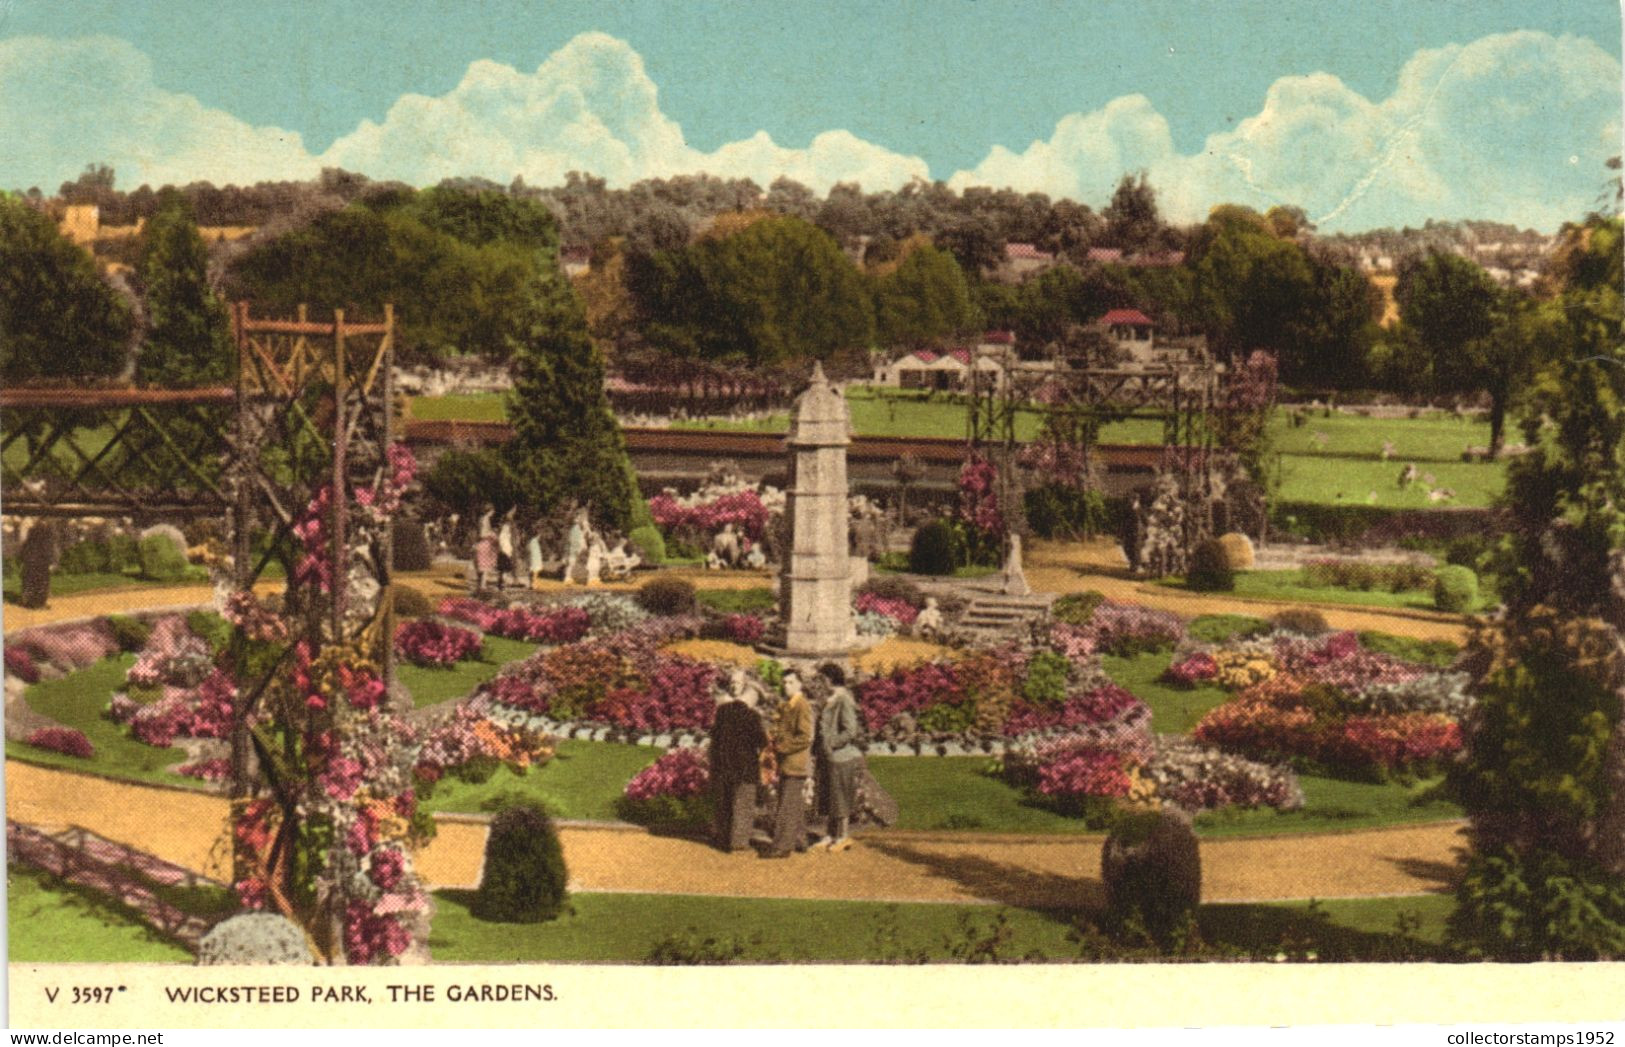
left=7, top=761, right=1465, bottom=905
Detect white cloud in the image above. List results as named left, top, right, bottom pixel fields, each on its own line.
left=950, top=31, right=1622, bottom=230
left=3, top=30, right=1618, bottom=230
left=0, top=35, right=317, bottom=190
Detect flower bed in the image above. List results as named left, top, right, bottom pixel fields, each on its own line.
left=477, top=618, right=718, bottom=734
left=177, top=758, right=231, bottom=782
left=1173, top=628, right=1466, bottom=779
left=413, top=704, right=555, bottom=786
left=394, top=620, right=483, bottom=668
left=5, top=646, right=41, bottom=684
left=855, top=591, right=918, bottom=625
left=436, top=598, right=590, bottom=644
left=1082, top=602, right=1186, bottom=656
left=649, top=484, right=774, bottom=543
left=25, top=726, right=94, bottom=759
left=617, top=747, right=714, bottom=829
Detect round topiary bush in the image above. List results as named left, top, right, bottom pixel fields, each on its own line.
left=1101, top=808, right=1201, bottom=945
left=196, top=913, right=313, bottom=966
left=106, top=614, right=152, bottom=653
left=1270, top=607, right=1329, bottom=636
left=392, top=585, right=433, bottom=619
left=392, top=518, right=434, bottom=572
left=1216, top=532, right=1256, bottom=570
left=137, top=533, right=190, bottom=582
left=636, top=576, right=696, bottom=615
left=629, top=525, right=666, bottom=566
left=1186, top=538, right=1235, bottom=593
left=908, top=519, right=958, bottom=575
left=1433, top=565, right=1479, bottom=613
left=471, top=803, right=569, bottom=924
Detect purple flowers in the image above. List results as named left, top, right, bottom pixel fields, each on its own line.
left=854, top=591, right=919, bottom=624
left=4, top=647, right=40, bottom=684
left=1163, top=651, right=1219, bottom=687
left=394, top=620, right=483, bottom=668
left=649, top=488, right=771, bottom=541
left=436, top=598, right=591, bottom=645
left=25, top=726, right=94, bottom=759
left=624, top=747, right=710, bottom=802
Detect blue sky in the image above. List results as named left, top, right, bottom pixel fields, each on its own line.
left=2, top=1, right=1621, bottom=230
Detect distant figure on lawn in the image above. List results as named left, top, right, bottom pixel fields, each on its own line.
left=763, top=671, right=814, bottom=859
left=710, top=669, right=768, bottom=853
left=473, top=505, right=498, bottom=591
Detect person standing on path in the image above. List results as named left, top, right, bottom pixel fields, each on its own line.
left=473, top=505, right=498, bottom=592
left=709, top=669, right=769, bottom=852
left=813, top=662, right=863, bottom=852
left=763, top=671, right=814, bottom=858
left=496, top=508, right=517, bottom=589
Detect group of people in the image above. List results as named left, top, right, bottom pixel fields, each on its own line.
left=708, top=664, right=865, bottom=858
left=469, top=505, right=642, bottom=592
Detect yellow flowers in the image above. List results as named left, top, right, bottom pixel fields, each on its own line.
left=1213, top=649, right=1277, bottom=690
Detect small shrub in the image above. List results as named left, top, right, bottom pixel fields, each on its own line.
left=1433, top=565, right=1479, bottom=613
left=858, top=574, right=925, bottom=608
left=1270, top=608, right=1330, bottom=636
left=1215, top=532, right=1255, bottom=570
left=58, top=539, right=114, bottom=575
left=106, top=614, right=151, bottom=652
left=636, top=576, right=696, bottom=615
left=1445, top=535, right=1491, bottom=572
left=1186, top=539, right=1235, bottom=593
left=1101, top=809, right=1201, bottom=946
left=908, top=519, right=958, bottom=575
left=185, top=610, right=232, bottom=653
left=137, top=533, right=190, bottom=582
left=395, top=619, right=483, bottom=668
left=471, top=803, right=569, bottom=923
left=628, top=525, right=665, bottom=566
left=106, top=533, right=139, bottom=572
left=1052, top=591, right=1105, bottom=627
left=25, top=726, right=94, bottom=758
left=1021, top=649, right=1071, bottom=705
left=392, top=519, right=433, bottom=571
left=392, top=586, right=433, bottom=619
left=1024, top=484, right=1107, bottom=539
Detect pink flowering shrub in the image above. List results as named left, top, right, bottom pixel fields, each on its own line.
left=1145, top=738, right=1303, bottom=812
left=618, top=747, right=714, bottom=828
left=125, top=617, right=215, bottom=689
left=854, top=591, right=918, bottom=624
left=1048, top=623, right=1097, bottom=661
left=1163, top=652, right=1219, bottom=687
left=5, top=646, right=40, bottom=684
left=394, top=620, right=483, bottom=668
left=856, top=662, right=965, bottom=733
left=414, top=704, right=554, bottom=782
left=25, top=726, right=94, bottom=758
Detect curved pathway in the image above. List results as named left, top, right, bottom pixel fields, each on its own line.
left=6, top=761, right=1465, bottom=906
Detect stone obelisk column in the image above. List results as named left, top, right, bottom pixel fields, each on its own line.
left=780, top=362, right=855, bottom=660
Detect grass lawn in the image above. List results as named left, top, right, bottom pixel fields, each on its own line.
left=1193, top=774, right=1461, bottom=837
left=1102, top=650, right=1229, bottom=734
left=2, top=565, right=211, bottom=603
left=695, top=587, right=777, bottom=613
left=397, top=635, right=539, bottom=708
left=5, top=654, right=205, bottom=788
left=6, top=864, right=195, bottom=963
left=1162, top=569, right=1497, bottom=614
left=405, top=393, right=507, bottom=423
left=427, top=889, right=1452, bottom=964
left=422, top=739, right=663, bottom=821
left=1275, top=454, right=1503, bottom=509
left=868, top=755, right=1100, bottom=835
left=1272, top=410, right=1491, bottom=462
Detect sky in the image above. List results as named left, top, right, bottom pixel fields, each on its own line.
left=1, top=0, right=1621, bottom=231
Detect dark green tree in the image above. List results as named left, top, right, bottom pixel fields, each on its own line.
left=135, top=189, right=232, bottom=386
left=872, top=244, right=977, bottom=348
left=1448, top=215, right=1625, bottom=960
left=506, top=268, right=643, bottom=533
left=0, top=193, right=131, bottom=383
left=1102, top=173, right=1165, bottom=254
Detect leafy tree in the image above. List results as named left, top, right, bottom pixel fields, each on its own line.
left=135, top=189, right=232, bottom=386
left=631, top=216, right=873, bottom=367
left=1394, top=250, right=1532, bottom=453
left=871, top=243, right=977, bottom=347
left=0, top=193, right=131, bottom=382
left=1448, top=216, right=1625, bottom=959
left=1102, top=173, right=1164, bottom=254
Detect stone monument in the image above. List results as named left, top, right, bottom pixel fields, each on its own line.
left=779, top=363, right=856, bottom=660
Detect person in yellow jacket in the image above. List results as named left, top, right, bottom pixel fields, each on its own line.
left=763, top=670, right=814, bottom=858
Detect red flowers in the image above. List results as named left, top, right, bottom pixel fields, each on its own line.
left=854, top=591, right=919, bottom=624
left=394, top=620, right=483, bottom=668
left=649, top=489, right=771, bottom=541
left=436, top=599, right=590, bottom=644
left=624, top=747, right=710, bottom=801
left=25, top=726, right=94, bottom=758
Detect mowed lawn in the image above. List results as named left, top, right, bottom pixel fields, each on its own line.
left=408, top=389, right=1506, bottom=506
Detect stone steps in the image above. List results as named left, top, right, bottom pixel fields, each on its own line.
left=959, top=594, right=1054, bottom=636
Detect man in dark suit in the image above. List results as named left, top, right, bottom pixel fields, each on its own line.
left=710, top=669, right=768, bottom=852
